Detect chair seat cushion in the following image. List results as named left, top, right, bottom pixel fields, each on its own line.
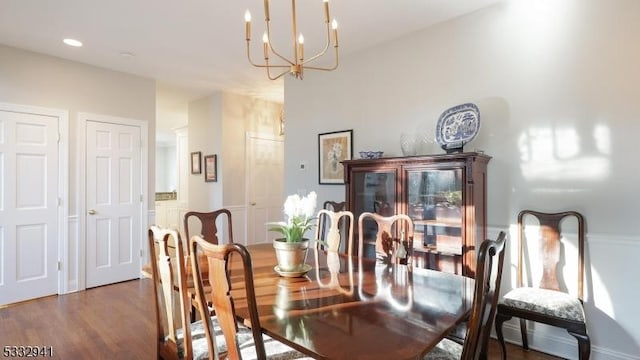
left=423, top=337, right=462, bottom=360
left=500, top=287, right=585, bottom=322
left=239, top=334, right=314, bottom=360
left=175, top=316, right=253, bottom=359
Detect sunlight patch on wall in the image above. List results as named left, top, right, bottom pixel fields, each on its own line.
left=593, top=125, right=611, bottom=155
left=505, top=0, right=575, bottom=57
left=590, top=266, right=615, bottom=319
left=518, top=124, right=610, bottom=181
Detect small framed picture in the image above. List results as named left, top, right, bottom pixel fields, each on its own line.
left=191, top=151, right=202, bottom=174
left=318, top=129, right=353, bottom=185
left=204, top=154, right=217, bottom=182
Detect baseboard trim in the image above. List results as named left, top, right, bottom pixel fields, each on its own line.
left=498, top=322, right=639, bottom=360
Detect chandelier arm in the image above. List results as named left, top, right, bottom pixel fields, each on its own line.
left=247, top=39, right=291, bottom=70
left=271, top=69, right=291, bottom=80
left=251, top=64, right=293, bottom=69
left=300, top=23, right=332, bottom=65
left=264, top=57, right=292, bottom=80
left=265, top=22, right=294, bottom=66
left=302, top=47, right=339, bottom=71
left=246, top=41, right=264, bottom=67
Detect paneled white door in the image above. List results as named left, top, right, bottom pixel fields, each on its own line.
left=0, top=107, right=61, bottom=305
left=246, top=133, right=284, bottom=245
left=85, top=121, right=141, bottom=288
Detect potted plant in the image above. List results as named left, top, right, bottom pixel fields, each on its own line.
left=268, top=191, right=317, bottom=274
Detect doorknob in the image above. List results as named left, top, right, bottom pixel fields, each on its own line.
left=250, top=202, right=256, bottom=206
left=88, top=209, right=97, bottom=215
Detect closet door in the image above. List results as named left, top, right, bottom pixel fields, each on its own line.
left=0, top=105, right=64, bottom=305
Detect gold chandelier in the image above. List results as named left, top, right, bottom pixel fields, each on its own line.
left=245, top=0, right=339, bottom=80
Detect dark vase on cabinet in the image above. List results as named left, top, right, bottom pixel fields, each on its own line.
left=343, top=152, right=490, bottom=278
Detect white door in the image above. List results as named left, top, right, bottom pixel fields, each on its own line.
left=0, top=107, right=62, bottom=305
left=85, top=120, right=141, bottom=288
left=246, top=133, right=284, bottom=245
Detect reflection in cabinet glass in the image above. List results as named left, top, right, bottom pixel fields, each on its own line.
left=343, top=152, right=490, bottom=278
left=408, top=169, right=462, bottom=250
left=351, top=170, right=396, bottom=258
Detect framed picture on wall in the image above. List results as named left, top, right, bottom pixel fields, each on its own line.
left=191, top=151, right=202, bottom=174
left=204, top=154, right=217, bottom=182
left=318, top=129, right=353, bottom=184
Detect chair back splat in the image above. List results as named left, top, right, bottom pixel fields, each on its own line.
left=358, top=212, right=415, bottom=266
left=317, top=201, right=349, bottom=252
left=314, top=208, right=354, bottom=256
left=516, top=210, right=585, bottom=298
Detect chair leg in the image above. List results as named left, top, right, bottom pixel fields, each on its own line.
left=494, top=312, right=510, bottom=360
left=568, top=330, right=591, bottom=360
left=519, top=318, right=529, bottom=350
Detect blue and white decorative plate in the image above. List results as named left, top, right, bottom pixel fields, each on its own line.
left=435, top=103, right=480, bottom=152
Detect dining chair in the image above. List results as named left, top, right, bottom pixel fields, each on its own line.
left=190, top=236, right=313, bottom=360
left=322, top=200, right=346, bottom=212
left=183, top=209, right=234, bottom=320
left=423, top=231, right=507, bottom=360
left=495, top=210, right=590, bottom=360
left=357, top=212, right=415, bottom=266
left=314, top=208, right=354, bottom=256
left=184, top=209, right=234, bottom=249
left=148, top=226, right=210, bottom=359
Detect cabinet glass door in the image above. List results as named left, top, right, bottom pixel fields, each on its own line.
left=352, top=170, right=396, bottom=257
left=406, top=168, right=463, bottom=273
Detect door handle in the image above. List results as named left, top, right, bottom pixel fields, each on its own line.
left=250, top=202, right=257, bottom=206
left=88, top=209, right=97, bottom=215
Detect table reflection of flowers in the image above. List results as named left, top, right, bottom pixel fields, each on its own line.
left=273, top=279, right=312, bottom=349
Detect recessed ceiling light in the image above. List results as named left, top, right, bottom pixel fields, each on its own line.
left=63, top=38, right=83, bottom=47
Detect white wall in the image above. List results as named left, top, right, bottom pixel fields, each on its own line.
left=188, top=94, right=223, bottom=212
left=0, top=44, right=157, bottom=212
left=284, top=1, right=640, bottom=359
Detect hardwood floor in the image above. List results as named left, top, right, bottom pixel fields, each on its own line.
left=0, top=280, right=155, bottom=359
left=0, top=279, right=563, bottom=359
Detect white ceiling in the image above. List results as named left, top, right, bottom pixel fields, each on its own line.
left=0, top=0, right=501, bottom=141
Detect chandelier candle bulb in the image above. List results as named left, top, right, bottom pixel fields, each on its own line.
left=264, top=0, right=270, bottom=21
left=332, top=19, right=339, bottom=47
left=263, top=32, right=269, bottom=59
left=245, top=10, right=251, bottom=40
left=298, top=33, right=304, bottom=61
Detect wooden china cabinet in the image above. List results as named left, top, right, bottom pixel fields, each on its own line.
left=343, top=152, right=490, bottom=278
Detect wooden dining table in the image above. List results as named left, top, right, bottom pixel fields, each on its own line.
left=226, top=243, right=475, bottom=360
